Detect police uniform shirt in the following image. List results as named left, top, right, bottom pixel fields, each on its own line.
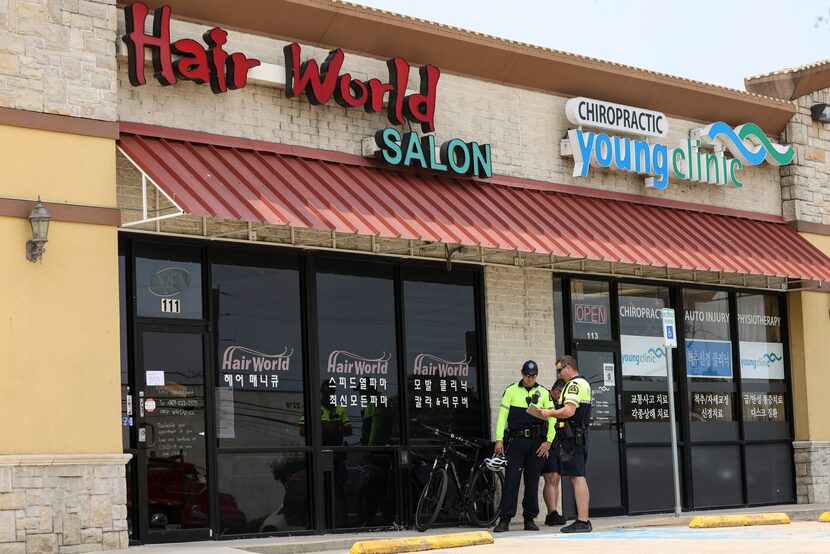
left=560, top=376, right=592, bottom=427
left=495, top=381, right=555, bottom=442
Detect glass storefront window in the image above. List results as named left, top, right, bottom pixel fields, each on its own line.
left=404, top=279, right=481, bottom=440
left=737, top=293, right=784, bottom=383
left=327, top=451, right=396, bottom=528
left=571, top=280, right=612, bottom=341
left=683, top=288, right=736, bottom=440
left=136, top=253, right=203, bottom=320
left=619, top=284, right=672, bottom=442
left=619, top=284, right=670, bottom=380
left=737, top=293, right=789, bottom=441
left=217, top=452, right=311, bottom=535
left=213, top=261, right=305, bottom=448
left=316, top=267, right=400, bottom=446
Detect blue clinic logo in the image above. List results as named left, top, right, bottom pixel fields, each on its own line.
left=741, top=352, right=783, bottom=369
left=622, top=347, right=666, bottom=366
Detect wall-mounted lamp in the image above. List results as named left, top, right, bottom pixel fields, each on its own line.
left=811, top=103, right=830, bottom=123
left=26, top=197, right=51, bottom=263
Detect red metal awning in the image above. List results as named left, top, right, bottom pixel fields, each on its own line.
left=117, top=123, right=830, bottom=283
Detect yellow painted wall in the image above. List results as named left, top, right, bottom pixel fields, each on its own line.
left=0, top=127, right=120, bottom=454
left=787, top=231, right=830, bottom=441
left=0, top=125, right=116, bottom=206
left=787, top=291, right=830, bottom=441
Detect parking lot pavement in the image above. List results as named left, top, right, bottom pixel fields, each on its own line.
left=407, top=522, right=830, bottom=554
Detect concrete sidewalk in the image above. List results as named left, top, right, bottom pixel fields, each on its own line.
left=108, top=502, right=830, bottom=554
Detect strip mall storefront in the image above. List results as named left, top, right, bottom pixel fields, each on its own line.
left=5, top=1, right=830, bottom=551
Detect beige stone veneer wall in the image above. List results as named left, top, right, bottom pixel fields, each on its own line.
left=0, top=0, right=117, bottom=120
left=793, top=442, right=830, bottom=504
left=0, top=455, right=131, bottom=554
left=484, top=266, right=557, bottom=516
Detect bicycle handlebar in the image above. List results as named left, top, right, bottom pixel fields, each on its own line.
left=422, top=425, right=489, bottom=449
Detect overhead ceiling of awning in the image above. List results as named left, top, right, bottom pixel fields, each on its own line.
left=117, top=122, right=830, bottom=284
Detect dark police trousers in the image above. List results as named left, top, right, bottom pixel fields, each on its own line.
left=498, top=437, right=546, bottom=520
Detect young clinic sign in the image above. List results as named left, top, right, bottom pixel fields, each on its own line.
left=562, top=97, right=794, bottom=190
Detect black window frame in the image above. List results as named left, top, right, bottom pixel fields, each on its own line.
left=552, top=272, right=795, bottom=514
left=119, top=234, right=489, bottom=540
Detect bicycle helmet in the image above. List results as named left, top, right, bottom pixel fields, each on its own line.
left=484, top=452, right=507, bottom=471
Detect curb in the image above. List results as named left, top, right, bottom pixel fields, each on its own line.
left=349, top=531, right=493, bottom=554
left=820, top=512, right=830, bottom=522
left=689, top=512, right=790, bottom=528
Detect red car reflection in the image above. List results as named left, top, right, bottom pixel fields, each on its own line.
left=129, top=456, right=246, bottom=534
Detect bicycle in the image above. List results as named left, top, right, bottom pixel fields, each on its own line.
left=413, top=425, right=504, bottom=532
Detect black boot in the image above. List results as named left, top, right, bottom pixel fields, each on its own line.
left=544, top=510, right=566, bottom=526
left=524, top=518, right=539, bottom=531
left=493, top=518, right=511, bottom=533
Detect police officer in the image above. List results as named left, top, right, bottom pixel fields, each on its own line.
left=493, top=360, right=555, bottom=533
left=539, top=355, right=593, bottom=533
left=540, top=377, right=567, bottom=527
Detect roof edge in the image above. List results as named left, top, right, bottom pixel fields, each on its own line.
left=124, top=0, right=797, bottom=135
left=745, top=59, right=830, bottom=101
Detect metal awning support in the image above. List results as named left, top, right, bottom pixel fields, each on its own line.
left=117, top=146, right=184, bottom=228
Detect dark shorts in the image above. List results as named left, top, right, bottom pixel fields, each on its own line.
left=540, top=445, right=560, bottom=475
left=558, top=440, right=588, bottom=477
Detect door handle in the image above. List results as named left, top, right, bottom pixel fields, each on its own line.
left=138, top=423, right=155, bottom=448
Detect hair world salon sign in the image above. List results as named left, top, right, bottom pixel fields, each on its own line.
left=122, top=2, right=492, bottom=178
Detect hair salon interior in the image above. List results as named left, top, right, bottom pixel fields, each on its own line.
left=4, top=0, right=830, bottom=550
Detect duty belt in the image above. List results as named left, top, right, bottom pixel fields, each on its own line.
left=508, top=426, right=544, bottom=438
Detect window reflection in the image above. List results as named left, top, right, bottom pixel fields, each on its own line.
left=737, top=293, right=789, bottom=440
left=683, top=289, right=732, bottom=381
left=316, top=270, right=400, bottom=446
left=618, top=284, right=673, bottom=441
left=683, top=289, right=736, bottom=439
left=212, top=262, right=304, bottom=448
left=619, top=284, right=670, bottom=381
left=136, top=257, right=202, bottom=319
left=404, top=280, right=481, bottom=440
left=217, top=453, right=311, bottom=535
left=571, top=280, right=611, bottom=341
left=326, top=451, right=395, bottom=528
left=737, top=293, right=784, bottom=382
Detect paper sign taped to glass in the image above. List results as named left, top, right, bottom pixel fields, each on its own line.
left=526, top=403, right=547, bottom=420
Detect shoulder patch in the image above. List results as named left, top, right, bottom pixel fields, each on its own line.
left=566, top=383, right=580, bottom=395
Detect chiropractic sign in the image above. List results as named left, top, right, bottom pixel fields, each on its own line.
left=566, top=98, right=666, bottom=138
left=562, top=97, right=794, bottom=190
left=122, top=2, right=491, bottom=178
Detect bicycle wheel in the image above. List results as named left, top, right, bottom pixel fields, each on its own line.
left=465, top=468, right=503, bottom=527
left=414, top=467, right=448, bottom=532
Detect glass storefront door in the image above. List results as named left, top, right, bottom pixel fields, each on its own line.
left=136, top=328, right=212, bottom=543
left=554, top=276, right=794, bottom=517
left=619, top=283, right=682, bottom=513
left=561, top=347, right=625, bottom=517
